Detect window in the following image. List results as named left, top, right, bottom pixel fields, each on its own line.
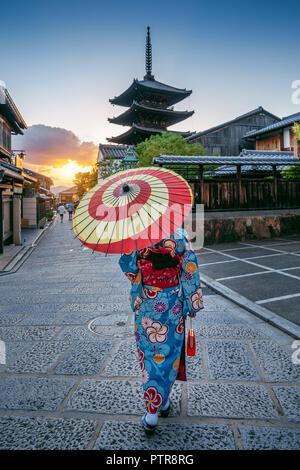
left=283, top=127, right=291, bottom=149
left=0, top=117, right=11, bottom=152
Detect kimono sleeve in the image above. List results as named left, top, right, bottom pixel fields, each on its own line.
left=119, top=252, right=139, bottom=284
left=179, top=232, right=204, bottom=315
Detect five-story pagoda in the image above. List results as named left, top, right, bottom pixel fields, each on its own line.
left=108, top=27, right=194, bottom=145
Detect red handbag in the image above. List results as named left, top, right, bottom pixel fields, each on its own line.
left=187, top=317, right=196, bottom=356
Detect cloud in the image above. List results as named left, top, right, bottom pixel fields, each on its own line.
left=12, top=124, right=98, bottom=167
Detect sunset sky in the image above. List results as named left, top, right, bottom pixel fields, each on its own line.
left=2, top=0, right=300, bottom=188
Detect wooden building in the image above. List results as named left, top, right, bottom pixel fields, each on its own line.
left=108, top=27, right=193, bottom=145
left=186, top=107, right=281, bottom=156
left=0, top=84, right=27, bottom=253
left=58, top=186, right=78, bottom=204
left=243, top=112, right=300, bottom=157
left=21, top=168, right=54, bottom=229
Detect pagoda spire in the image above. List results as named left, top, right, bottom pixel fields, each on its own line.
left=144, top=26, right=154, bottom=80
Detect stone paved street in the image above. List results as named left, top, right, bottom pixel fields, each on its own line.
left=0, top=217, right=300, bottom=450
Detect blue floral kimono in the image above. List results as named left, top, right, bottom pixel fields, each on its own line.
left=119, top=228, right=204, bottom=414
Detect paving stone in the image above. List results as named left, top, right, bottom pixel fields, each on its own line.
left=102, top=340, right=140, bottom=377
left=57, top=312, right=104, bottom=325
left=67, top=379, right=181, bottom=416
left=0, top=342, right=29, bottom=370
left=194, top=302, right=231, bottom=312
left=195, top=324, right=266, bottom=339
left=188, top=383, right=279, bottom=419
left=186, top=344, right=204, bottom=380
left=89, top=314, right=129, bottom=327
left=0, top=415, right=96, bottom=450
left=93, top=421, right=235, bottom=450
left=205, top=340, right=260, bottom=381
left=0, top=376, right=75, bottom=411
left=90, top=325, right=130, bottom=337
left=7, top=341, right=72, bottom=373
left=0, top=326, right=62, bottom=341
left=239, top=425, right=300, bottom=450
left=1, top=304, right=63, bottom=314
left=249, top=340, right=300, bottom=382
left=58, top=303, right=101, bottom=313
left=56, top=326, right=104, bottom=342
left=54, top=340, right=115, bottom=375
left=193, top=311, right=242, bottom=323
left=68, top=286, right=129, bottom=295
left=19, top=312, right=65, bottom=326
left=0, top=313, right=26, bottom=326
left=272, top=386, right=300, bottom=421
left=50, top=294, right=101, bottom=304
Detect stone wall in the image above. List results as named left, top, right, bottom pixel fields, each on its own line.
left=203, top=210, right=300, bottom=245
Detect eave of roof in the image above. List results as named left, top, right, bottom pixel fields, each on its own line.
left=153, top=151, right=298, bottom=166
left=0, top=160, right=24, bottom=181
left=98, top=144, right=137, bottom=160
left=109, top=78, right=192, bottom=107
left=243, top=112, right=300, bottom=138
left=0, top=88, right=27, bottom=133
left=107, top=125, right=192, bottom=144
left=108, top=100, right=194, bottom=126
left=186, top=107, right=281, bottom=141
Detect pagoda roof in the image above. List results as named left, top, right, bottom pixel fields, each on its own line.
left=109, top=79, right=192, bottom=107
left=108, top=100, right=194, bottom=127
left=107, top=124, right=192, bottom=145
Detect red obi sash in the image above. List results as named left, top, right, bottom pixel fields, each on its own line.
left=137, top=246, right=182, bottom=289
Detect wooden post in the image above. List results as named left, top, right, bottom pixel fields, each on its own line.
left=237, top=165, right=242, bottom=207
left=199, top=165, right=204, bottom=205
left=13, top=195, right=21, bottom=245
left=0, top=190, right=3, bottom=254
left=272, top=164, right=278, bottom=205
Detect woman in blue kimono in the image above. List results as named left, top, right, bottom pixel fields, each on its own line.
left=119, top=228, right=204, bottom=434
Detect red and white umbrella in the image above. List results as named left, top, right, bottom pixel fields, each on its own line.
left=73, top=166, right=193, bottom=254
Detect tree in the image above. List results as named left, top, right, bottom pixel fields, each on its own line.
left=98, top=155, right=123, bottom=180
left=280, top=122, right=300, bottom=179
left=293, top=122, right=300, bottom=152
left=73, top=171, right=91, bottom=199
left=136, top=132, right=206, bottom=167
left=281, top=165, right=300, bottom=179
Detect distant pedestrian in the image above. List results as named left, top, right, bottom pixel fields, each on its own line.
left=66, top=202, right=74, bottom=220
left=57, top=204, right=66, bottom=223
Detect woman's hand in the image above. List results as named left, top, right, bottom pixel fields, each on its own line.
left=188, top=312, right=196, bottom=318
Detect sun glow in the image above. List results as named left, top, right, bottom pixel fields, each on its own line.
left=58, top=160, right=92, bottom=181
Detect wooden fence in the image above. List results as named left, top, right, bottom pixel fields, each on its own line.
left=189, top=178, right=300, bottom=210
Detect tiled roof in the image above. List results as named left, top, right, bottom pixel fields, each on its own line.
left=109, top=79, right=192, bottom=107
left=204, top=164, right=289, bottom=176
left=59, top=186, right=78, bottom=194
left=98, top=144, right=137, bottom=160
left=138, top=79, right=191, bottom=94
left=240, top=149, right=294, bottom=158
left=244, top=113, right=300, bottom=138
left=186, top=107, right=281, bottom=141
left=153, top=150, right=298, bottom=166
left=108, top=100, right=194, bottom=126
left=107, top=125, right=192, bottom=145
left=23, top=167, right=54, bottom=185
